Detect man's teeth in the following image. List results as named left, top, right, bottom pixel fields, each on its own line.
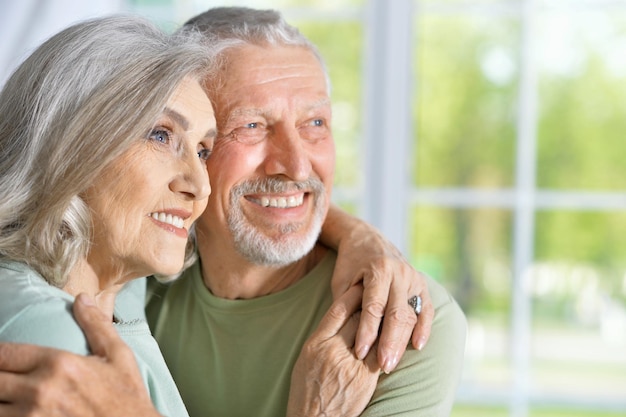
left=150, top=212, right=185, bottom=228
left=259, top=194, right=304, bottom=208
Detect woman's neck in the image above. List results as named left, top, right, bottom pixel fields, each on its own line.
left=62, top=259, right=126, bottom=319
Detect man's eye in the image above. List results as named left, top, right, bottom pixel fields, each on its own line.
left=227, top=122, right=267, bottom=145
left=300, top=118, right=329, bottom=142
left=197, top=148, right=212, bottom=161
left=148, top=128, right=171, bottom=144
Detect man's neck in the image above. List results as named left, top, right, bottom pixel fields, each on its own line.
left=198, top=244, right=328, bottom=300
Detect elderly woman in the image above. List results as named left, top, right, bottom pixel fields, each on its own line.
left=0, top=14, right=217, bottom=416
left=0, top=13, right=436, bottom=417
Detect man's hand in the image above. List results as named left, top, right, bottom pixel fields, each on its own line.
left=321, top=205, right=435, bottom=373
left=0, top=294, right=161, bottom=417
left=287, top=285, right=380, bottom=417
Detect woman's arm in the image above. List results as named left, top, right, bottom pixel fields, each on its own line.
left=319, top=204, right=434, bottom=373
left=287, top=285, right=379, bottom=417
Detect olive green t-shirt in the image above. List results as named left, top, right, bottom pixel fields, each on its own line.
left=146, top=252, right=466, bottom=417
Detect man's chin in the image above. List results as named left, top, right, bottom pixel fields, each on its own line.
left=235, top=231, right=318, bottom=266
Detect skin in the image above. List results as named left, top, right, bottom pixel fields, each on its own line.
left=196, top=44, right=336, bottom=299
left=0, top=76, right=217, bottom=417
left=63, top=76, right=216, bottom=317
left=187, top=43, right=386, bottom=415
left=0, top=37, right=437, bottom=417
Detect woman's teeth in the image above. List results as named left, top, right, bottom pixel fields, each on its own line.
left=150, top=212, right=184, bottom=228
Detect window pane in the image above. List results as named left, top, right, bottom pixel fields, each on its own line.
left=414, top=13, right=519, bottom=188
left=531, top=210, right=626, bottom=404
left=296, top=20, right=364, bottom=188
left=410, top=206, right=514, bottom=400
left=537, top=12, right=626, bottom=190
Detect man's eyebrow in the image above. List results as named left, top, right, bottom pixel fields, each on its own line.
left=163, top=108, right=189, bottom=130
left=225, top=99, right=331, bottom=121
left=226, top=107, right=265, bottom=120
left=307, top=98, right=331, bottom=110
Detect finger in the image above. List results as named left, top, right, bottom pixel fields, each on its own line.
left=329, top=266, right=357, bottom=301
left=410, top=274, right=434, bottom=350
left=329, top=259, right=365, bottom=302
left=335, top=311, right=360, bottom=349
left=313, top=285, right=363, bottom=341
left=353, top=267, right=389, bottom=360
left=0, top=371, right=27, bottom=403
left=72, top=294, right=124, bottom=360
left=376, top=275, right=417, bottom=374
left=363, top=340, right=380, bottom=374
left=0, top=402, right=19, bottom=417
left=0, top=343, right=53, bottom=373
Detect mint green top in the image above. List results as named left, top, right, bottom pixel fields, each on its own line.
left=146, top=251, right=467, bottom=417
left=0, top=260, right=189, bottom=417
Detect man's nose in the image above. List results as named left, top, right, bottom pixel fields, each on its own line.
left=263, top=124, right=312, bottom=181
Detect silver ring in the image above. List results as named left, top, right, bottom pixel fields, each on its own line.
left=408, top=295, right=422, bottom=316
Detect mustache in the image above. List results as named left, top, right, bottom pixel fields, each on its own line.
left=232, top=177, right=325, bottom=196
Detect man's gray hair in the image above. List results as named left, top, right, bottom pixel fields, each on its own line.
left=180, top=6, right=330, bottom=91
left=0, top=15, right=215, bottom=287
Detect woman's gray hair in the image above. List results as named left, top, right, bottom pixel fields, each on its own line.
left=0, top=15, right=215, bottom=287
left=179, top=6, right=331, bottom=92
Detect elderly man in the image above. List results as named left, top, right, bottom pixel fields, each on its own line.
left=0, top=6, right=465, bottom=417
left=142, top=7, right=466, bottom=417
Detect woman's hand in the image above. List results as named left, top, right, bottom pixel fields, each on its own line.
left=320, top=205, right=435, bottom=374
left=287, top=285, right=379, bottom=417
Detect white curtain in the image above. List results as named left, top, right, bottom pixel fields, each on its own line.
left=0, top=0, right=124, bottom=86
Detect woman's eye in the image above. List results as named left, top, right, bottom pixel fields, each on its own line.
left=245, top=122, right=258, bottom=129
left=311, top=119, right=324, bottom=127
left=148, top=128, right=171, bottom=144
left=197, top=148, right=212, bottom=161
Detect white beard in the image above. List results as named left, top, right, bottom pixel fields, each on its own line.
left=227, top=177, right=326, bottom=266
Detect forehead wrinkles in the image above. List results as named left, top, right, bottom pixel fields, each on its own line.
left=220, top=45, right=327, bottom=90
left=224, top=97, right=331, bottom=122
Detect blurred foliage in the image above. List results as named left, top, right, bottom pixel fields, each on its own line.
left=406, top=11, right=626, bottom=322
left=410, top=206, right=513, bottom=316
left=414, top=15, right=519, bottom=188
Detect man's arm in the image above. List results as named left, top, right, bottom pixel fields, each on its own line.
left=0, top=291, right=379, bottom=417
left=361, top=278, right=467, bottom=416
left=0, top=294, right=161, bottom=417
left=320, top=204, right=434, bottom=373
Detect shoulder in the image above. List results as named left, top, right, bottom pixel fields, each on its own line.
left=0, top=262, right=89, bottom=354
left=427, top=276, right=467, bottom=336
left=364, top=277, right=467, bottom=417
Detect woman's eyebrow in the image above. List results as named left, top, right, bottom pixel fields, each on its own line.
left=163, top=108, right=189, bottom=130
left=205, top=127, right=217, bottom=140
